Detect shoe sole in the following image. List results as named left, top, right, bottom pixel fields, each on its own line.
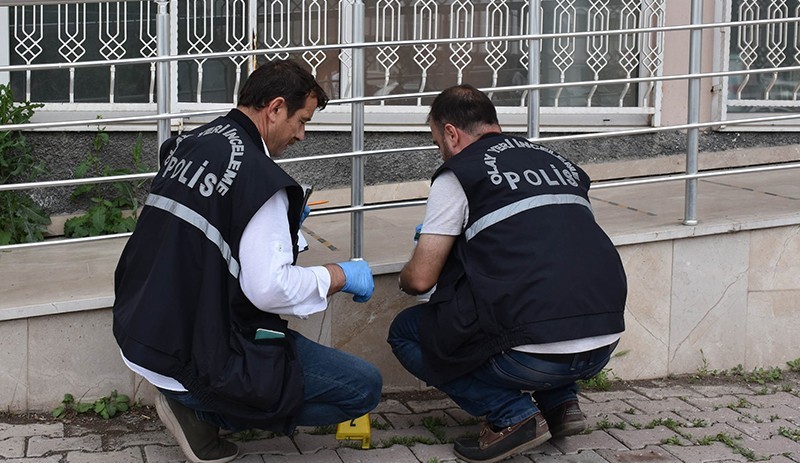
left=454, top=430, right=552, bottom=463
left=155, top=394, right=239, bottom=463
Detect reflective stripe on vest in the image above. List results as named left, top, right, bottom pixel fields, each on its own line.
left=465, top=193, right=593, bottom=242
left=145, top=193, right=241, bottom=277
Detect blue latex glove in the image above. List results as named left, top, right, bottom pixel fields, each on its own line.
left=414, top=223, right=423, bottom=242
left=300, top=205, right=311, bottom=227
left=337, top=260, right=374, bottom=303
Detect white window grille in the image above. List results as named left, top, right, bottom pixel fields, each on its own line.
left=1, top=0, right=670, bottom=130
left=715, top=0, right=800, bottom=129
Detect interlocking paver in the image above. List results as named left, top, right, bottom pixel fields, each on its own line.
left=742, top=435, right=800, bottom=459
left=270, top=449, right=344, bottom=462
left=443, top=407, right=477, bottom=425
left=6, top=376, right=800, bottom=462
left=727, top=418, right=796, bottom=440
left=237, top=434, right=299, bottom=456
left=371, top=425, right=438, bottom=447
left=382, top=409, right=458, bottom=429
left=26, top=435, right=102, bottom=457
left=64, top=448, right=144, bottom=463
left=373, top=399, right=412, bottom=414
left=625, top=397, right=700, bottom=415
left=606, top=427, right=687, bottom=449
left=142, top=443, right=186, bottom=462
left=533, top=449, right=611, bottom=462
left=580, top=389, right=650, bottom=403
left=548, top=431, right=627, bottom=454
left=291, top=431, right=338, bottom=454
left=338, top=444, right=419, bottom=463
left=0, top=436, right=25, bottom=458
left=405, top=398, right=458, bottom=413
left=613, top=411, right=686, bottom=428
left=683, top=394, right=746, bottom=410
left=407, top=443, right=458, bottom=462
left=0, top=456, right=62, bottom=463
left=596, top=445, right=682, bottom=462
left=582, top=399, right=640, bottom=417
left=746, top=392, right=800, bottom=410
left=630, top=384, right=705, bottom=400
left=105, top=430, right=175, bottom=449
left=661, top=441, right=748, bottom=462
left=676, top=407, right=745, bottom=425
left=0, top=423, right=63, bottom=440
left=741, top=404, right=800, bottom=422
left=688, top=384, right=758, bottom=397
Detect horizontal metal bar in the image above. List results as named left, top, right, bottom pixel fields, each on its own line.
left=0, top=16, right=795, bottom=74
left=592, top=161, right=800, bottom=190
left=0, top=172, right=154, bottom=192
left=4, top=109, right=800, bottom=193
left=0, top=231, right=131, bottom=251
left=2, top=162, right=797, bottom=252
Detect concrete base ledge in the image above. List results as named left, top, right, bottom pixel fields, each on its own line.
left=1, top=157, right=799, bottom=411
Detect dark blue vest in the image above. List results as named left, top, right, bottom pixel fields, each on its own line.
left=419, top=133, right=626, bottom=385
left=113, top=109, right=305, bottom=432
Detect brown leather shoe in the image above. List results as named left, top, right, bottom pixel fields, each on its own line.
left=453, top=412, right=551, bottom=463
left=155, top=393, right=239, bottom=463
left=543, top=399, right=587, bottom=438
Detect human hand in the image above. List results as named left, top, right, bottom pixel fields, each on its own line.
left=414, top=223, right=423, bottom=242
left=300, top=205, right=311, bottom=227
left=337, top=260, right=374, bottom=302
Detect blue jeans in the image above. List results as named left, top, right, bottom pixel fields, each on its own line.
left=387, top=305, right=615, bottom=428
left=161, top=330, right=382, bottom=431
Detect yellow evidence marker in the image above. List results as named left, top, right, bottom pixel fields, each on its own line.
left=335, top=413, right=371, bottom=449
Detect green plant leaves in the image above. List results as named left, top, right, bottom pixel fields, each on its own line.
left=51, top=390, right=133, bottom=420
left=0, top=84, right=50, bottom=245
left=64, top=129, right=150, bottom=239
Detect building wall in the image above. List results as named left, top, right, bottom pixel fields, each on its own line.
left=1, top=220, right=799, bottom=411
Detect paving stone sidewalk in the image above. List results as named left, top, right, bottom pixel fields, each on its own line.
left=3, top=373, right=800, bottom=463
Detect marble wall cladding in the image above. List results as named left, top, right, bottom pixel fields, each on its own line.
left=0, top=319, right=29, bottom=411
left=27, top=310, right=133, bottom=411
left=669, top=233, right=750, bottom=375
left=612, top=242, right=673, bottom=380
left=745, top=290, right=800, bottom=370
left=748, top=225, right=800, bottom=292
left=331, top=274, right=426, bottom=392
left=0, top=239, right=124, bottom=311
left=3, top=223, right=800, bottom=410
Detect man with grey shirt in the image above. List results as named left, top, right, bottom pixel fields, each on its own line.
left=388, top=84, right=626, bottom=463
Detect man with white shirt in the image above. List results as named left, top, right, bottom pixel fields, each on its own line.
left=388, top=84, right=626, bottom=463
left=113, top=59, right=381, bottom=463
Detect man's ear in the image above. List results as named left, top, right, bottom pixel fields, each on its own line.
left=265, top=97, right=286, bottom=122
left=443, top=123, right=459, bottom=151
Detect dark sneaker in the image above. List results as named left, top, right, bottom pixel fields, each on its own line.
left=542, top=399, right=587, bottom=438
left=155, top=393, right=239, bottom=463
left=453, top=412, right=551, bottom=463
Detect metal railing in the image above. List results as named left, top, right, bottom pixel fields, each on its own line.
left=1, top=0, right=800, bottom=256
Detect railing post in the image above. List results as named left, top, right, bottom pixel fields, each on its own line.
left=527, top=0, right=541, bottom=139
left=155, top=0, right=171, bottom=150
left=350, top=0, right=365, bottom=259
left=684, top=0, right=702, bottom=226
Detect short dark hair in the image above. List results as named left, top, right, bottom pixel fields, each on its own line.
left=427, top=84, right=499, bottom=134
left=238, top=59, right=329, bottom=115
